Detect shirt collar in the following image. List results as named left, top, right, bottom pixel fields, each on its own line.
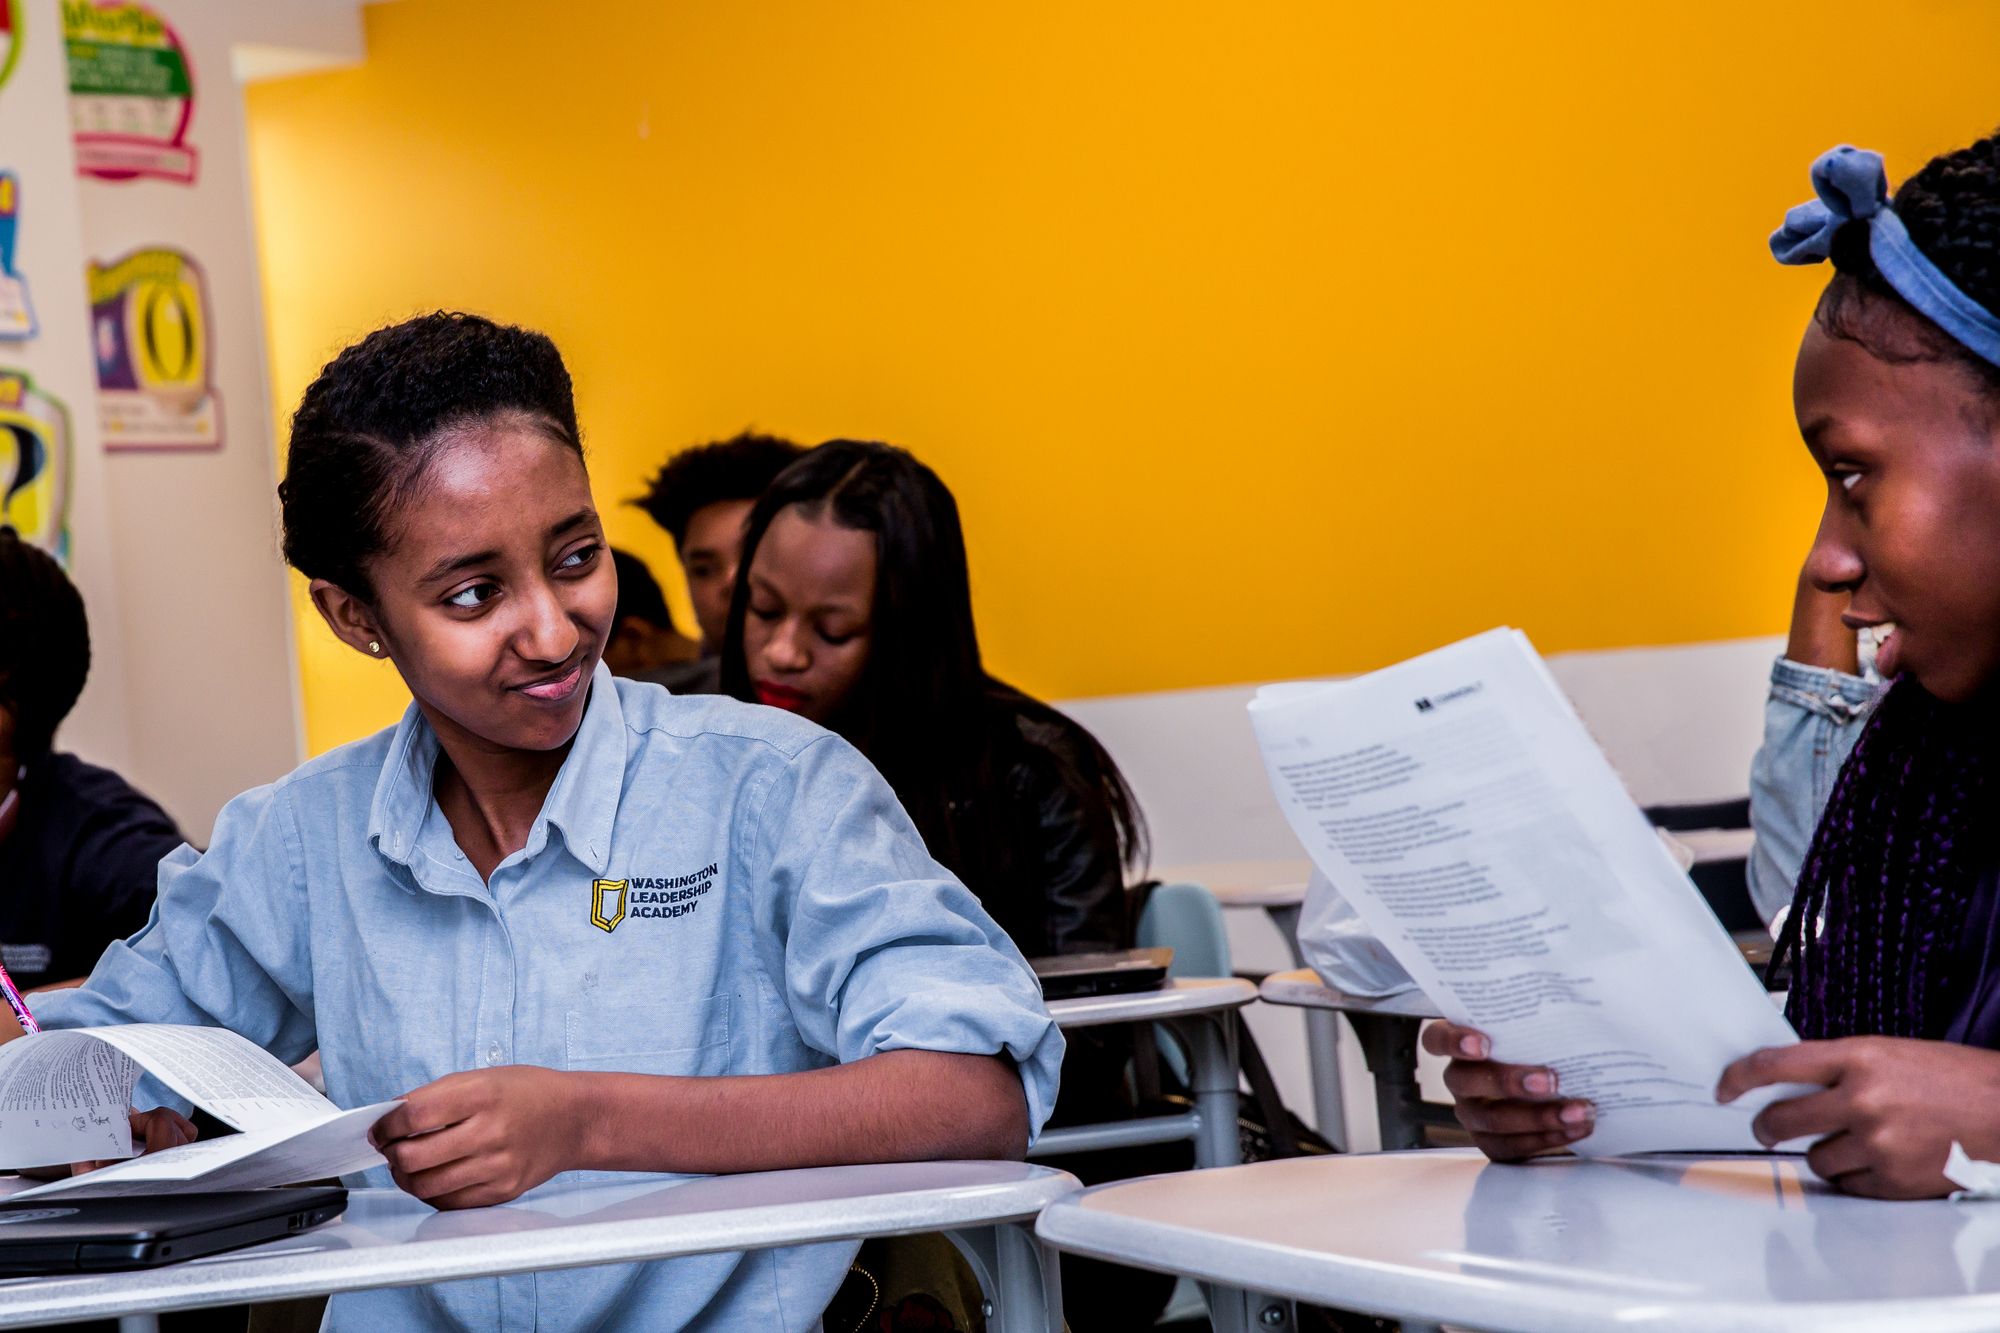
left=368, top=663, right=627, bottom=880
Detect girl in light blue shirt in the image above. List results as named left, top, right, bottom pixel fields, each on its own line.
left=33, top=313, right=1063, bottom=1330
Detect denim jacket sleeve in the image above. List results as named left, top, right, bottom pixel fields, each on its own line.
left=1746, top=656, right=1877, bottom=925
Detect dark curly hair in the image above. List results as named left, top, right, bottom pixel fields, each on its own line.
left=632, top=431, right=801, bottom=550
left=1818, top=128, right=2000, bottom=401
left=0, top=526, right=90, bottom=759
left=278, top=312, right=583, bottom=598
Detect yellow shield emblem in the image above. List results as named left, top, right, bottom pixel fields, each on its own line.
left=590, top=879, right=628, bottom=933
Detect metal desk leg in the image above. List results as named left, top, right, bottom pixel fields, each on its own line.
left=1300, top=1007, right=1348, bottom=1152
left=1348, top=1012, right=1426, bottom=1152
left=1166, top=1008, right=1242, bottom=1169
left=945, top=1222, right=1063, bottom=1333
left=1200, top=1282, right=1254, bottom=1333
left=1266, top=903, right=1349, bottom=1152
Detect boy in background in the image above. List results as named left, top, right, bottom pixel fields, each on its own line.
left=602, top=548, right=701, bottom=678
left=633, top=431, right=801, bottom=693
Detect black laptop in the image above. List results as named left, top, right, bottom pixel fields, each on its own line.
left=1031, top=947, right=1173, bottom=1000
left=0, top=1186, right=347, bottom=1275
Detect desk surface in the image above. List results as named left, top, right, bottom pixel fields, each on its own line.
left=1675, top=826, right=1758, bottom=863
left=1258, top=968, right=1441, bottom=1018
left=1260, top=932, right=1778, bottom=1017
left=1045, top=977, right=1257, bottom=1028
left=1154, top=860, right=1312, bottom=903
left=0, top=1161, right=1078, bottom=1329
left=1037, top=1149, right=2000, bottom=1332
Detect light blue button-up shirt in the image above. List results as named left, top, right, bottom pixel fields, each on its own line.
left=39, top=666, right=1063, bottom=1331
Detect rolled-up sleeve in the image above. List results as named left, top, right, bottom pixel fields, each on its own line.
left=1746, top=657, right=1878, bottom=925
left=34, top=782, right=318, bottom=1071
left=748, top=734, right=1065, bottom=1142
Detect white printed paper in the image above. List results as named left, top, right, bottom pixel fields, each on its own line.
left=1251, top=628, right=1811, bottom=1155
left=16, top=1100, right=399, bottom=1199
left=0, top=1031, right=139, bottom=1168
left=0, top=1023, right=387, bottom=1192
left=84, top=1024, right=335, bottom=1132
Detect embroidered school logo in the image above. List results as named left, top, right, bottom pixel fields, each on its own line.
left=590, top=879, right=628, bottom=933
left=590, top=865, right=720, bottom=932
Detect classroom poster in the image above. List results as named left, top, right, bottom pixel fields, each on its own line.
left=0, top=369, right=72, bottom=563
left=0, top=2, right=22, bottom=97
left=63, top=1, right=198, bottom=184
left=0, top=173, right=37, bottom=340
left=88, top=246, right=220, bottom=449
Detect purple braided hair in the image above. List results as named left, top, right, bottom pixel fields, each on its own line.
left=1771, top=678, right=2000, bottom=1039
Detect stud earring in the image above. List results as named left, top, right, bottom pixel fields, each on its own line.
left=368, top=641, right=381, bottom=655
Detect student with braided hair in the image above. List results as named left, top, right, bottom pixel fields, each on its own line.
left=0, top=527, right=184, bottom=991
left=1426, top=129, right=2000, bottom=1199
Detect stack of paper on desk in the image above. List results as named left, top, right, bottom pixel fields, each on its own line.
left=1250, top=628, right=1807, bottom=1155
left=0, top=1024, right=396, bottom=1197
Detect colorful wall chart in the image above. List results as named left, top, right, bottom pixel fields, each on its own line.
left=0, top=369, right=71, bottom=562
left=89, top=247, right=219, bottom=449
left=64, top=1, right=198, bottom=184
left=0, top=2, right=21, bottom=97
left=0, top=173, right=36, bottom=340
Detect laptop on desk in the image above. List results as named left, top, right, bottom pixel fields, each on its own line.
left=1031, top=947, right=1172, bottom=1001
left=0, top=1185, right=347, bottom=1275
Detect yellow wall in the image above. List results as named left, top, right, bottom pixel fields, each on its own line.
left=246, top=0, right=2000, bottom=756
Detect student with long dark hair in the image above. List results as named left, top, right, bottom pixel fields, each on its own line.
left=1428, top=131, right=2000, bottom=1198
left=722, top=439, right=1160, bottom=1329
left=20, top=314, right=1060, bottom=1330
left=720, top=438, right=1147, bottom=958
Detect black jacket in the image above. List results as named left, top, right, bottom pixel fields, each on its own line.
left=939, top=692, right=1130, bottom=960
left=0, top=753, right=185, bottom=990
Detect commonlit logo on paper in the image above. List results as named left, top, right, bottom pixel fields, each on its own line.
left=1412, top=682, right=1484, bottom=714
left=590, top=879, right=628, bottom=933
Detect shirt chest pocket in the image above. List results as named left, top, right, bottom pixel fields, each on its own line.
left=564, top=993, right=732, bottom=1078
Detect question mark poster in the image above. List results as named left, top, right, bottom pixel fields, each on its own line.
left=88, top=246, right=220, bottom=450
left=0, top=369, right=72, bottom=563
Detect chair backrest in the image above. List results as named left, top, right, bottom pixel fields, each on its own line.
left=1134, top=881, right=1232, bottom=979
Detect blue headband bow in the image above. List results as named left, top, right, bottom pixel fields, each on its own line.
left=1770, top=144, right=2000, bottom=369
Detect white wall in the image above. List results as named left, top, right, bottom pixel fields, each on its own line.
left=7, top=0, right=362, bottom=842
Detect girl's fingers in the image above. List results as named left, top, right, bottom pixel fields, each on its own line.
left=1442, top=1059, right=1563, bottom=1102
left=1750, top=1087, right=1847, bottom=1148
left=1805, top=1130, right=1873, bottom=1184
left=383, top=1124, right=480, bottom=1178
left=1422, top=1021, right=1492, bottom=1060
left=393, top=1155, right=490, bottom=1204
left=1455, top=1096, right=1594, bottom=1139
left=131, top=1108, right=198, bottom=1155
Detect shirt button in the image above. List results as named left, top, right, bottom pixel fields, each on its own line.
left=485, top=1042, right=504, bottom=1066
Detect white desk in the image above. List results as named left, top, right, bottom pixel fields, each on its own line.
left=1039, top=1148, right=2000, bottom=1332
left=1036, top=978, right=1255, bottom=1170
left=0, top=1161, right=1078, bottom=1332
